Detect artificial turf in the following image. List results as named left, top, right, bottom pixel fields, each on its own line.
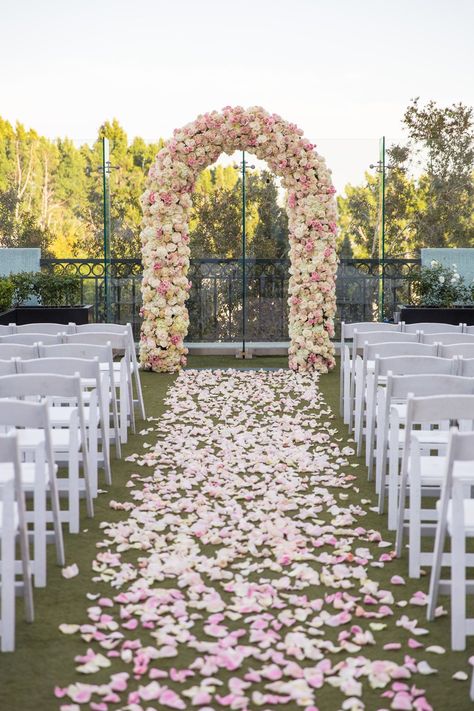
left=0, top=357, right=472, bottom=710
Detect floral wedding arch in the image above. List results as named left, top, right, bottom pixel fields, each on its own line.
left=139, top=106, right=338, bottom=373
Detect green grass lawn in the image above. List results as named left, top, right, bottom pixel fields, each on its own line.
left=0, top=357, right=472, bottom=710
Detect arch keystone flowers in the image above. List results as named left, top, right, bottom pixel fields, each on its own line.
left=139, top=106, right=338, bottom=373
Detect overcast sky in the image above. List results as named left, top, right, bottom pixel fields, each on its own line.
left=1, top=0, right=473, bottom=192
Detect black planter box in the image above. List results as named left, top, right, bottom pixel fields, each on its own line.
left=399, top=306, right=474, bottom=326
left=0, top=305, right=94, bottom=326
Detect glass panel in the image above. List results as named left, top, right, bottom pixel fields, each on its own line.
left=243, top=152, right=289, bottom=346
left=187, top=151, right=243, bottom=343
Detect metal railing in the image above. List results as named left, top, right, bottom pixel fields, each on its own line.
left=40, top=257, right=421, bottom=340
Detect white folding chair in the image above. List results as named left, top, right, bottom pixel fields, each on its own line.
left=422, top=333, right=474, bottom=346
left=0, top=344, right=39, bottom=360
left=403, top=322, right=464, bottom=334
left=0, top=432, right=34, bottom=651
left=72, top=323, right=145, bottom=420
left=377, top=373, right=470, bottom=531
left=347, top=330, right=418, bottom=432
left=395, top=392, right=474, bottom=578
left=0, top=333, right=62, bottom=346
left=426, top=429, right=474, bottom=650
left=0, top=400, right=65, bottom=587
left=340, top=321, right=402, bottom=418
left=18, top=358, right=111, bottom=497
left=439, top=343, right=474, bottom=360
left=13, top=323, right=74, bottom=335
left=354, top=341, right=438, bottom=459
left=63, top=332, right=134, bottom=442
left=39, top=342, right=121, bottom=456
left=0, top=373, right=93, bottom=535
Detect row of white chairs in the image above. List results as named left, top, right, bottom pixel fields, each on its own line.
left=0, top=322, right=148, bottom=650
left=339, top=321, right=474, bottom=667
left=341, top=324, right=474, bottom=430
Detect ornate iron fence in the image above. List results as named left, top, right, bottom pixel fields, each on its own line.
left=40, top=257, right=421, bottom=341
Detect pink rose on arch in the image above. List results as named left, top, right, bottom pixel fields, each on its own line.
left=149, top=192, right=156, bottom=205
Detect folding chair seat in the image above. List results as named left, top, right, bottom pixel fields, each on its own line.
left=0, top=400, right=64, bottom=587
left=72, top=322, right=145, bottom=420
left=18, top=357, right=111, bottom=497
left=0, top=373, right=93, bottom=535
left=38, top=342, right=121, bottom=457
left=395, top=393, right=474, bottom=579
left=339, top=321, right=402, bottom=418
left=63, top=332, right=134, bottom=442
left=0, top=432, right=34, bottom=651
left=403, top=322, right=464, bottom=334
left=0, top=333, right=62, bottom=346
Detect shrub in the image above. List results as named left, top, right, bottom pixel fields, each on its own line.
left=412, top=261, right=474, bottom=307
left=0, top=277, right=14, bottom=312
left=10, top=271, right=82, bottom=307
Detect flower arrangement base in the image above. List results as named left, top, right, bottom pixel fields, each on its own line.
left=0, top=305, right=94, bottom=326
left=399, top=306, right=474, bottom=326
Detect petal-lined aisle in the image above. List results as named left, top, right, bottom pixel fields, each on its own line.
left=55, top=369, right=466, bottom=710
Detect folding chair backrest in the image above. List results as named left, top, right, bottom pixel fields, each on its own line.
left=64, top=332, right=128, bottom=352
left=422, top=333, right=474, bottom=346
left=387, top=373, right=474, bottom=401
left=457, top=358, right=474, bottom=378
left=354, top=330, right=418, bottom=352
left=14, top=323, right=69, bottom=335
left=403, top=322, right=463, bottom=334
left=376, top=355, right=455, bottom=377
left=18, top=357, right=100, bottom=380
left=465, top=326, right=474, bottom=335
left=0, top=372, right=80, bottom=400
left=0, top=398, right=50, bottom=429
left=407, top=394, right=474, bottom=426
left=38, top=342, right=112, bottom=363
left=0, top=333, right=61, bottom=346
left=439, top=343, right=474, bottom=359
left=0, top=359, right=17, bottom=376
left=73, top=322, right=131, bottom=335
left=0, top=324, right=14, bottom=336
left=0, top=343, right=38, bottom=360
left=342, top=322, right=401, bottom=341
left=364, top=341, right=437, bottom=360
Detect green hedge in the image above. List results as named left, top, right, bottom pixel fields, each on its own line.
left=0, top=271, right=83, bottom=310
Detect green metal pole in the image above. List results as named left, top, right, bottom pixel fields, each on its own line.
left=242, top=150, right=246, bottom=355
left=102, top=137, right=111, bottom=322
left=378, top=136, right=386, bottom=319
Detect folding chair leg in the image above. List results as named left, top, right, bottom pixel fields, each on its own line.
left=408, top=477, right=422, bottom=578
left=1, top=496, right=15, bottom=651
left=427, top=511, right=447, bottom=621
left=48, top=480, right=65, bottom=568
left=17, top=489, right=34, bottom=623
left=33, top=483, right=47, bottom=588
left=68, top=449, right=80, bottom=534
left=451, top=513, right=467, bottom=650
left=134, top=368, right=146, bottom=420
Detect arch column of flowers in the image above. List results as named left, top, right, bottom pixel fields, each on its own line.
left=139, top=106, right=338, bottom=373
